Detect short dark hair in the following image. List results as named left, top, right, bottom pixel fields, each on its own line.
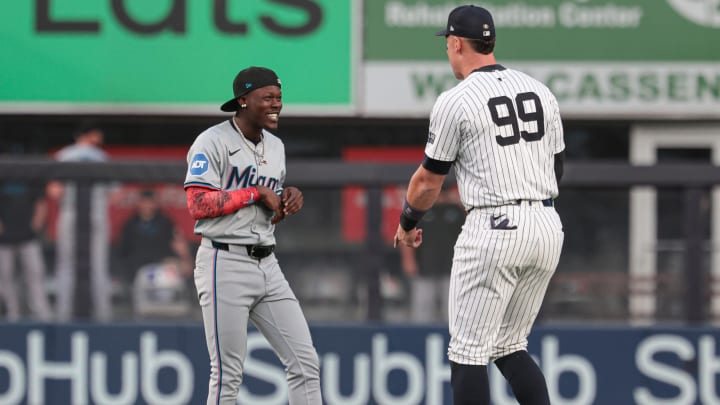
left=73, top=121, right=102, bottom=139
left=465, top=38, right=495, bottom=55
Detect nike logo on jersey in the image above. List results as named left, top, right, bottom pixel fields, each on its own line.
left=229, top=148, right=242, bottom=156
left=491, top=214, right=517, bottom=230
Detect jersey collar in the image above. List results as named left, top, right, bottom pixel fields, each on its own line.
left=229, top=118, right=240, bottom=134
left=471, top=64, right=506, bottom=73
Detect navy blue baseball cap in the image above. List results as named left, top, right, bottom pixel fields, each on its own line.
left=435, top=5, right=495, bottom=40
left=220, top=66, right=282, bottom=112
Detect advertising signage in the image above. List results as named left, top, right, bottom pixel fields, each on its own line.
left=0, top=324, right=719, bottom=404
left=362, top=0, right=720, bottom=118
left=0, top=0, right=354, bottom=115
left=2, top=1, right=718, bottom=119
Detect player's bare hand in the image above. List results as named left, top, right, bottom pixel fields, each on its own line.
left=281, top=187, right=303, bottom=216
left=393, top=225, right=423, bottom=248
left=256, top=185, right=286, bottom=224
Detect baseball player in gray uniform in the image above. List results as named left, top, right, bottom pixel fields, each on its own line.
left=394, top=5, right=565, bottom=405
left=184, top=66, right=321, bottom=405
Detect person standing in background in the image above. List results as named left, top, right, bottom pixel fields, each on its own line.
left=48, top=123, right=114, bottom=321
left=399, top=186, right=464, bottom=323
left=0, top=180, right=53, bottom=321
left=116, top=188, right=193, bottom=285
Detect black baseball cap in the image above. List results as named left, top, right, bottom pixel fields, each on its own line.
left=220, top=66, right=282, bottom=112
left=435, top=5, right=495, bottom=40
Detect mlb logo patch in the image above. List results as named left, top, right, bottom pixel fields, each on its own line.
left=427, top=131, right=436, bottom=144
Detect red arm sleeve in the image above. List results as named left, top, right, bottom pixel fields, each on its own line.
left=185, top=186, right=258, bottom=220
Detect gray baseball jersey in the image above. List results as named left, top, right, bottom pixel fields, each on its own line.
left=185, top=119, right=285, bottom=245
left=426, top=64, right=565, bottom=366
left=185, top=119, right=321, bottom=405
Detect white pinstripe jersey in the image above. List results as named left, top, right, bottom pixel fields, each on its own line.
left=55, top=143, right=110, bottom=224
left=184, top=119, right=286, bottom=245
left=425, top=64, right=564, bottom=211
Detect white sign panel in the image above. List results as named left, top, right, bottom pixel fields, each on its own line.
left=362, top=62, right=720, bottom=119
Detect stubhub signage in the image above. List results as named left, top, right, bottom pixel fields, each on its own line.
left=0, top=324, right=718, bottom=404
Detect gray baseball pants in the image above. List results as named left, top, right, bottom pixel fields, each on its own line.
left=195, top=238, right=322, bottom=405
left=0, top=239, right=52, bottom=321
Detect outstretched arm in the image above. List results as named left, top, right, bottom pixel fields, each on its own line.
left=394, top=164, right=447, bottom=248
left=405, top=165, right=446, bottom=212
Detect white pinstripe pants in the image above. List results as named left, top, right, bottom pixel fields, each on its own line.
left=54, top=202, right=113, bottom=322
left=448, top=201, right=563, bottom=365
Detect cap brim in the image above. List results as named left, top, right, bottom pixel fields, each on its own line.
left=220, top=98, right=238, bottom=112
left=435, top=29, right=449, bottom=36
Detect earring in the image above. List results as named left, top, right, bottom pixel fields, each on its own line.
left=240, top=104, right=247, bottom=109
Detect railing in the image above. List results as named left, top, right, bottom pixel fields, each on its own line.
left=1, top=157, right=717, bottom=323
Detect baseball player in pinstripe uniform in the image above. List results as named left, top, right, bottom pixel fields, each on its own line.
left=394, top=5, right=565, bottom=405
left=51, top=125, right=113, bottom=321
left=184, top=66, right=321, bottom=405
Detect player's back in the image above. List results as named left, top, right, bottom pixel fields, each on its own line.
left=56, top=143, right=107, bottom=162
left=436, top=65, right=564, bottom=209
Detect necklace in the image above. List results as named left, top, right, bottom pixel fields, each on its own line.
left=232, top=118, right=266, bottom=164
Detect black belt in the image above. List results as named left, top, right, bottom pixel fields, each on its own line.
left=211, top=241, right=275, bottom=259
left=535, top=199, right=554, bottom=207
left=467, top=199, right=554, bottom=213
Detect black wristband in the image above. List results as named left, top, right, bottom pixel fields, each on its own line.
left=399, top=213, right=419, bottom=231
left=402, top=198, right=427, bottom=220
left=400, top=198, right=427, bottom=231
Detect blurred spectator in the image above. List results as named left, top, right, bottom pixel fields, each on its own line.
left=0, top=180, right=53, bottom=321
left=47, top=123, right=114, bottom=321
left=399, top=187, right=464, bottom=323
left=116, top=188, right=192, bottom=285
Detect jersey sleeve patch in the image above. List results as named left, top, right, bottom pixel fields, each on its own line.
left=422, top=155, right=453, bottom=175
left=427, top=131, right=436, bottom=145
left=189, top=153, right=210, bottom=175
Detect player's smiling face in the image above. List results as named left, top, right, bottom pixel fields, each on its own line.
left=244, top=85, right=282, bottom=130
